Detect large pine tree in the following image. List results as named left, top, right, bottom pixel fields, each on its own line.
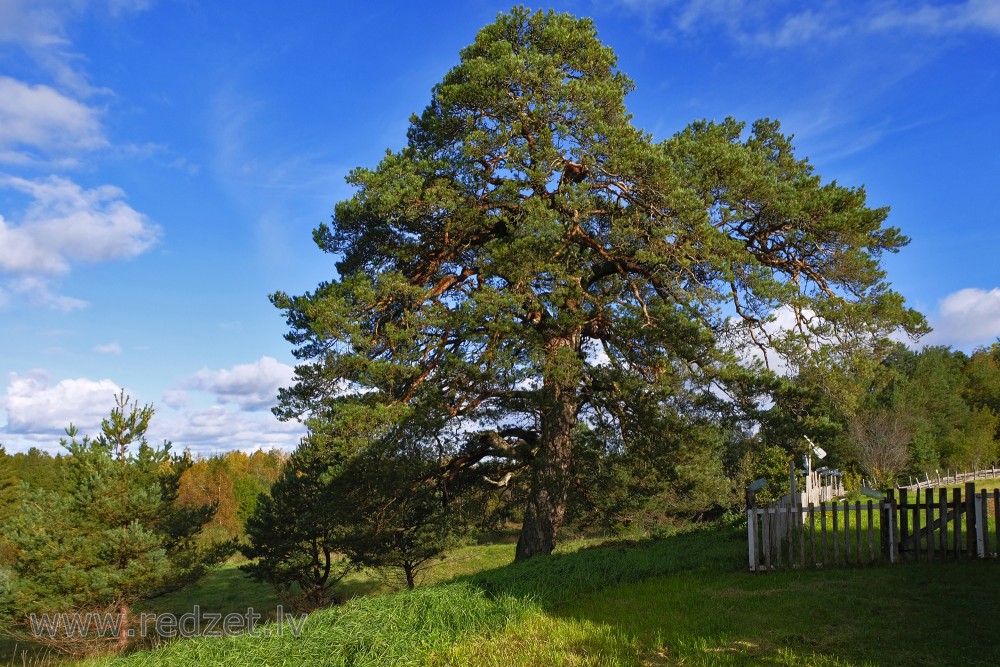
left=272, top=8, right=924, bottom=559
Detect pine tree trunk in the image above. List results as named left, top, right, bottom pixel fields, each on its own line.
left=116, top=602, right=130, bottom=653
left=516, top=336, right=580, bottom=561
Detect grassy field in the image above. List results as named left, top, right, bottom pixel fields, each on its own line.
left=5, top=524, right=1000, bottom=666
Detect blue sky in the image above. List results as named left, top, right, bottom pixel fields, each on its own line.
left=1, top=0, right=998, bottom=453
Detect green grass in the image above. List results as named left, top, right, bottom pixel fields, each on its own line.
left=439, top=532, right=1000, bottom=666
left=8, top=524, right=1000, bottom=666
left=133, top=563, right=283, bottom=621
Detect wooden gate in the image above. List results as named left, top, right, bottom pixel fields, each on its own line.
left=747, top=482, right=1000, bottom=571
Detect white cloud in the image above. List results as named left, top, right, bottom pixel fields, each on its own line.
left=0, top=370, right=305, bottom=455
left=153, top=405, right=304, bottom=456
left=728, top=305, right=802, bottom=376
left=0, top=77, right=106, bottom=165
left=0, top=175, right=160, bottom=275
left=161, top=389, right=188, bottom=409
left=924, top=288, right=1000, bottom=347
left=94, top=341, right=122, bottom=354
left=181, top=356, right=295, bottom=412
left=1, top=371, right=121, bottom=436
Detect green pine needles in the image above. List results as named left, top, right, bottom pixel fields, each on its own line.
left=0, top=392, right=231, bottom=656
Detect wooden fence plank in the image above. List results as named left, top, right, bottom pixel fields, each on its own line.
left=889, top=491, right=898, bottom=563
left=867, top=500, right=875, bottom=563
left=763, top=507, right=772, bottom=570
left=938, top=489, right=947, bottom=556
left=799, top=504, right=806, bottom=569
left=994, top=490, right=1000, bottom=558
left=788, top=504, right=796, bottom=566
left=855, top=502, right=863, bottom=564
left=953, top=487, right=962, bottom=558
left=820, top=501, right=828, bottom=567
left=926, top=490, right=934, bottom=561
left=879, top=489, right=896, bottom=563
left=913, top=489, right=921, bottom=561
left=774, top=507, right=780, bottom=568
left=979, top=490, right=988, bottom=558
left=900, top=489, right=909, bottom=560
left=832, top=501, right=839, bottom=565
left=809, top=502, right=816, bottom=567
left=843, top=500, right=851, bottom=565
left=966, top=482, right=976, bottom=558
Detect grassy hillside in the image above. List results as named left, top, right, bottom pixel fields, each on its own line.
left=7, top=524, right=1000, bottom=666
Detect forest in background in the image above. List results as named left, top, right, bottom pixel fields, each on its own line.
left=3, top=341, right=999, bottom=549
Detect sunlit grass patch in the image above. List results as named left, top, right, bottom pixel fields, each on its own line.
left=431, top=613, right=644, bottom=667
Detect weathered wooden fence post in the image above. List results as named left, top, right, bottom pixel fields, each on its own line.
left=899, top=488, right=909, bottom=560
left=966, top=482, right=977, bottom=558
left=938, top=489, right=947, bottom=557
left=994, top=489, right=1000, bottom=558
left=953, top=487, right=962, bottom=558
left=977, top=489, right=987, bottom=558
left=887, top=491, right=897, bottom=563
left=747, top=488, right=758, bottom=572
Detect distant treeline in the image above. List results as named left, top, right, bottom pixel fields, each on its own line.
left=0, top=443, right=286, bottom=541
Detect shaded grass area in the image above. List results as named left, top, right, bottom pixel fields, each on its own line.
left=1, top=543, right=519, bottom=666
left=14, top=525, right=1000, bottom=666
left=445, top=560, right=1000, bottom=666
left=134, top=563, right=283, bottom=621
left=0, top=564, right=284, bottom=667
left=0, top=636, right=57, bottom=667
left=89, top=527, right=745, bottom=666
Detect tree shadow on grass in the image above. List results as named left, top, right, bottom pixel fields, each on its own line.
left=456, top=526, right=1000, bottom=667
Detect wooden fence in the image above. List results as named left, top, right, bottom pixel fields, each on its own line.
left=900, top=466, right=1000, bottom=490
left=748, top=482, right=1000, bottom=571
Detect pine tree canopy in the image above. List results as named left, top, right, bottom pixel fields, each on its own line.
left=271, top=7, right=925, bottom=559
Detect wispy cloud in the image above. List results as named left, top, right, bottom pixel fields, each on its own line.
left=208, top=86, right=350, bottom=267
left=0, top=0, right=157, bottom=95
left=866, top=0, right=1000, bottom=36
left=94, top=341, right=122, bottom=354
left=161, top=389, right=188, bottom=409
left=615, top=1, right=1000, bottom=46
left=6, top=275, right=88, bottom=311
